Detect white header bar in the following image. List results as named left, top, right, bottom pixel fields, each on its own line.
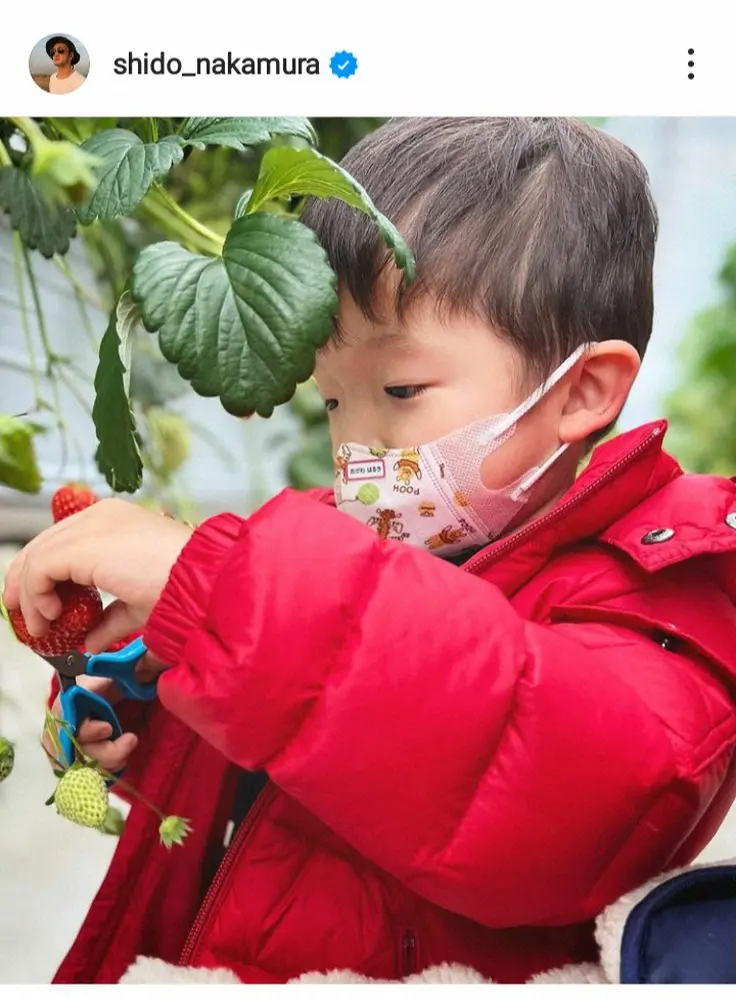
left=2, top=0, right=730, bottom=115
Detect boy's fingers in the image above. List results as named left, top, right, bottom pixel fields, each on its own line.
left=18, top=546, right=73, bottom=636
left=84, top=600, right=143, bottom=655
left=81, top=732, right=137, bottom=773
left=136, top=653, right=166, bottom=683
left=77, top=720, right=113, bottom=742
left=3, top=512, right=90, bottom=613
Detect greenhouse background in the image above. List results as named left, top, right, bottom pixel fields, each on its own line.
left=1, top=116, right=736, bottom=982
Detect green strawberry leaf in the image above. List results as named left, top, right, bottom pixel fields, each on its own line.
left=180, top=117, right=317, bottom=150
left=0, top=414, right=42, bottom=493
left=76, top=130, right=184, bottom=223
left=45, top=117, right=119, bottom=142
left=248, top=147, right=416, bottom=281
left=92, top=294, right=143, bottom=492
left=131, top=213, right=338, bottom=417
left=115, top=289, right=139, bottom=396
left=234, top=189, right=253, bottom=219
left=0, top=166, right=77, bottom=257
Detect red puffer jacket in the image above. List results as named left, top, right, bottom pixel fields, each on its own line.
left=52, top=420, right=736, bottom=985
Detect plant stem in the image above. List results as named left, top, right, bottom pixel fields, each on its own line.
left=53, top=257, right=103, bottom=355
left=21, top=242, right=70, bottom=472
left=45, top=118, right=80, bottom=143
left=22, top=244, right=58, bottom=368
left=12, top=233, right=42, bottom=409
left=149, top=183, right=224, bottom=253
left=54, top=255, right=107, bottom=312
left=99, top=770, right=165, bottom=820
left=52, top=718, right=166, bottom=821
left=56, top=367, right=93, bottom=417
left=0, top=141, right=11, bottom=167
left=138, top=196, right=217, bottom=255
left=189, top=418, right=238, bottom=469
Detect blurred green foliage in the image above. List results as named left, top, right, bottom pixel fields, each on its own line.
left=665, top=244, right=736, bottom=476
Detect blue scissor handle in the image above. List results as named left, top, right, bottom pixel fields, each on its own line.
left=58, top=685, right=124, bottom=780
left=84, top=636, right=159, bottom=702
left=56, top=637, right=158, bottom=782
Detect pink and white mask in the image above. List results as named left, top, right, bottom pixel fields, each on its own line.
left=333, top=344, right=589, bottom=557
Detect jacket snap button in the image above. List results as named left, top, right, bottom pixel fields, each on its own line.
left=641, top=528, right=675, bottom=544
left=726, top=512, right=736, bottom=530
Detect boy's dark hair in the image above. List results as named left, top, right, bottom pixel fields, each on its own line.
left=302, top=117, right=658, bottom=391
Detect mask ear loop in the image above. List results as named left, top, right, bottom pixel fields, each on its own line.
left=477, top=343, right=592, bottom=446
left=511, top=442, right=571, bottom=498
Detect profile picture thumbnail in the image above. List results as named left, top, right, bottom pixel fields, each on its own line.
left=29, top=34, right=89, bottom=94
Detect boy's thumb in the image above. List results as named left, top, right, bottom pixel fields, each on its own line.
left=84, top=599, right=143, bottom=654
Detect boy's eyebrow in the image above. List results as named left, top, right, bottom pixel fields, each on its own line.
left=331, top=315, right=416, bottom=350
left=371, top=329, right=405, bottom=347
left=370, top=329, right=419, bottom=351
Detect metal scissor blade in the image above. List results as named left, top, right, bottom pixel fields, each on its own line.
left=41, top=649, right=89, bottom=680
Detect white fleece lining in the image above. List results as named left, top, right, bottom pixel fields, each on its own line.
left=119, top=957, right=606, bottom=985
left=118, top=858, right=736, bottom=986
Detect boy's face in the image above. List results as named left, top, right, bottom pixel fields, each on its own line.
left=314, top=294, right=575, bottom=494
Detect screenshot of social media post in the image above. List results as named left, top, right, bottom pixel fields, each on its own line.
left=0, top=2, right=735, bottom=992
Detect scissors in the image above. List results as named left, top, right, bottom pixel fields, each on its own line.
left=43, top=636, right=159, bottom=778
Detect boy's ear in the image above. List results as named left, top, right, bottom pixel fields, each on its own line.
left=558, top=341, right=640, bottom=443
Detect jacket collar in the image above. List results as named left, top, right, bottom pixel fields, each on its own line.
left=315, top=419, right=736, bottom=587
left=464, top=420, right=736, bottom=588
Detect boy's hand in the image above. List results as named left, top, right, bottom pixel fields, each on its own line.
left=43, top=676, right=138, bottom=774
left=2, top=499, right=193, bottom=654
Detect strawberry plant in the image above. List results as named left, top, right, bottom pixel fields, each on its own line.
left=0, top=116, right=414, bottom=840
left=0, top=116, right=415, bottom=498
left=1, top=578, right=191, bottom=847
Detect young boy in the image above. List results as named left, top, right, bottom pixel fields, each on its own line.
left=5, top=117, right=736, bottom=986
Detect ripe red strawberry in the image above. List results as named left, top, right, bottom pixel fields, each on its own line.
left=8, top=582, right=103, bottom=656
left=51, top=483, right=98, bottom=523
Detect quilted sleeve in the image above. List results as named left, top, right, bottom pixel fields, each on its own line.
left=144, top=488, right=736, bottom=927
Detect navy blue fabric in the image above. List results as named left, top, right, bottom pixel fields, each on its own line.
left=230, top=769, right=268, bottom=834
left=620, top=866, right=736, bottom=983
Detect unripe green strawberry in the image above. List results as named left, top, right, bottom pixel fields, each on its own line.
left=146, top=408, right=191, bottom=478
left=54, top=763, right=109, bottom=829
left=0, top=738, right=14, bottom=782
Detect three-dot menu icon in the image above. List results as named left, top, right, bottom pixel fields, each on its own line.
left=688, top=49, right=694, bottom=80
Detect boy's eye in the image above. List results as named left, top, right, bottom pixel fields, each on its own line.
left=324, top=398, right=338, bottom=412
left=384, top=385, right=427, bottom=400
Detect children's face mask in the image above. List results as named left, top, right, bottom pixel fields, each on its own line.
left=333, top=344, right=589, bottom=557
